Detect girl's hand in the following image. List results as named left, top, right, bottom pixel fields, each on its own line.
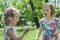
left=24, top=26, right=30, bottom=33
left=53, top=32, right=58, bottom=37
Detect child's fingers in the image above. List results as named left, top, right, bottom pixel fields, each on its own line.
left=53, top=32, right=58, bottom=37
left=24, top=26, right=30, bottom=33
left=26, top=26, right=30, bottom=30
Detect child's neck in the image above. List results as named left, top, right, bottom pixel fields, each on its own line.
left=44, top=16, right=53, bottom=23
left=45, top=16, right=52, bottom=20
left=7, top=24, right=14, bottom=26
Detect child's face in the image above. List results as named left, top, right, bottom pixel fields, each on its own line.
left=43, top=5, right=51, bottom=17
left=11, top=13, right=19, bottom=25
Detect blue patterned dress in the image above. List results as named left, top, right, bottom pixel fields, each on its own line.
left=39, top=17, right=60, bottom=40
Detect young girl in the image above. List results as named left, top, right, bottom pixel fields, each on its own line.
left=2, top=7, right=30, bottom=40
left=36, top=2, right=60, bottom=40
left=55, top=13, right=60, bottom=40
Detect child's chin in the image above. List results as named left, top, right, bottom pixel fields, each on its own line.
left=13, top=23, right=17, bottom=26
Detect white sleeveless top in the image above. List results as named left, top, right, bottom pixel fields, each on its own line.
left=3, top=26, right=17, bottom=40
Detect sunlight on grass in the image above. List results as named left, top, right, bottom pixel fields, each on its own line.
left=0, top=30, right=3, bottom=40
left=0, top=26, right=38, bottom=40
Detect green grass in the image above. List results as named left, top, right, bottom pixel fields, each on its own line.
left=0, top=29, right=3, bottom=40
left=0, top=26, right=38, bottom=40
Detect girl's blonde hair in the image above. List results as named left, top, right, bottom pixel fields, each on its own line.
left=43, top=2, right=55, bottom=16
left=2, top=6, right=20, bottom=25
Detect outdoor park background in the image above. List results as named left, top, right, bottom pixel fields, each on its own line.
left=0, top=0, right=60, bottom=40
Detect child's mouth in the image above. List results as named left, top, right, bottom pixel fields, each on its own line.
left=45, top=13, right=47, bottom=15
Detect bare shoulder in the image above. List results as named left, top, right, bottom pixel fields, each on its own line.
left=7, top=28, right=14, bottom=36
left=7, top=28, right=17, bottom=40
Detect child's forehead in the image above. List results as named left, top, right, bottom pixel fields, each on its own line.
left=43, top=5, right=50, bottom=8
left=43, top=5, right=50, bottom=9
left=14, top=13, right=20, bottom=16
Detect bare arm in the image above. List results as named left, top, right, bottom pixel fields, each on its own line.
left=57, top=24, right=60, bottom=29
left=53, top=18, right=60, bottom=37
left=53, top=24, right=60, bottom=37
left=7, top=29, right=17, bottom=40
left=7, top=26, right=30, bottom=40
left=36, top=26, right=43, bottom=40
left=17, top=26, right=30, bottom=40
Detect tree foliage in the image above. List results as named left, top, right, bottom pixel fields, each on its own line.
left=0, top=0, right=47, bottom=27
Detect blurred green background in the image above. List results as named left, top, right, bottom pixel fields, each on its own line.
left=0, top=0, right=60, bottom=40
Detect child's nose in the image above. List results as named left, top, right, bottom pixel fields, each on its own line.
left=45, top=10, right=47, bottom=13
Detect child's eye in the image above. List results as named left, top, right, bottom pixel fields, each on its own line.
left=46, top=10, right=48, bottom=11
left=16, top=16, right=19, bottom=18
left=17, top=17, right=19, bottom=18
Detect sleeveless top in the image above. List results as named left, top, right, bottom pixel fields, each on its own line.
left=3, top=26, right=17, bottom=40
